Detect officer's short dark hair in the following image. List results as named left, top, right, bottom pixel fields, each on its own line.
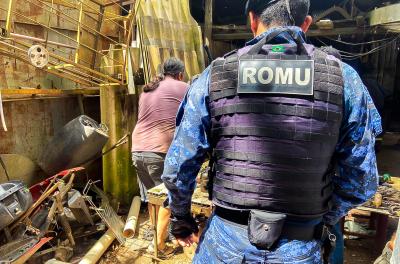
left=253, top=0, right=310, bottom=27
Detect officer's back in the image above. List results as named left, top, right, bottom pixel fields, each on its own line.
left=162, top=1, right=382, bottom=263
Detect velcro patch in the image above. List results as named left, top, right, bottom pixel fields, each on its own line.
left=238, top=59, right=314, bottom=95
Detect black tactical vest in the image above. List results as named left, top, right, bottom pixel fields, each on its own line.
left=209, top=31, right=344, bottom=220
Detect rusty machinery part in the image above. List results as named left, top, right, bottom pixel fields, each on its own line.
left=366, top=184, right=400, bottom=216
left=68, top=189, right=94, bottom=226
left=28, top=45, right=49, bottom=68
left=83, top=180, right=126, bottom=244
left=0, top=181, right=33, bottom=231
left=0, top=237, right=39, bottom=262
left=31, top=245, right=73, bottom=262
left=57, top=213, right=75, bottom=246
left=38, top=115, right=109, bottom=176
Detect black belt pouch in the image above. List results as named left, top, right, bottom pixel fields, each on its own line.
left=248, top=210, right=287, bottom=250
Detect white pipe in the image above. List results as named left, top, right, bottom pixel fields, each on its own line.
left=78, top=229, right=115, bottom=264
left=0, top=90, right=7, bottom=132
left=123, top=196, right=141, bottom=238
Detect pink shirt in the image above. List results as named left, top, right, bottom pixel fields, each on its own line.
left=131, top=77, right=188, bottom=153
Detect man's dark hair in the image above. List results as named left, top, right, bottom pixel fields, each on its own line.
left=143, top=57, right=185, bottom=93
left=249, top=0, right=310, bottom=27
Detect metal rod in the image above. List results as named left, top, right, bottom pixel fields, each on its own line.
left=35, top=0, right=122, bottom=46
left=0, top=39, right=102, bottom=85
left=5, top=0, right=15, bottom=36
left=104, top=0, right=130, bottom=13
left=7, top=34, right=95, bottom=68
left=0, top=47, right=93, bottom=87
left=39, top=0, right=128, bottom=24
left=75, top=1, right=84, bottom=63
left=10, top=33, right=76, bottom=49
left=0, top=43, right=102, bottom=86
left=0, top=6, right=122, bottom=67
left=91, top=5, right=105, bottom=69
left=0, top=36, right=123, bottom=85
left=44, top=0, right=54, bottom=48
left=122, top=0, right=140, bottom=85
left=67, top=0, right=128, bottom=33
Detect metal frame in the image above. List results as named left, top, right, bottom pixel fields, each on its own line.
left=0, top=0, right=136, bottom=89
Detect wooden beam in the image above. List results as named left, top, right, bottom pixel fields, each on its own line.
left=369, top=3, right=400, bottom=26
left=1, top=88, right=99, bottom=96
left=204, top=0, right=214, bottom=62
left=212, top=26, right=388, bottom=40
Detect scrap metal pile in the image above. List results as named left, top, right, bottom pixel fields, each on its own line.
left=0, top=114, right=132, bottom=263
left=365, top=183, right=400, bottom=217
left=0, top=168, right=132, bottom=264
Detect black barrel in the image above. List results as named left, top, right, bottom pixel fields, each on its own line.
left=38, top=115, right=109, bottom=175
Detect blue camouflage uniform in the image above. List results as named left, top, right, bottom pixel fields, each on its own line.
left=162, top=26, right=382, bottom=263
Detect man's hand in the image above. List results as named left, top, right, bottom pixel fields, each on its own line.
left=170, top=213, right=199, bottom=247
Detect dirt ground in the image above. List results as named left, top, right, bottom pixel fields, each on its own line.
left=96, top=211, right=391, bottom=264
left=97, top=133, right=400, bottom=264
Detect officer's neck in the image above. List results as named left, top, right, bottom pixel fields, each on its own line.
left=254, top=22, right=282, bottom=37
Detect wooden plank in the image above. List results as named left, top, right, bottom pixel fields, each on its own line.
left=204, top=0, right=214, bottom=59
left=356, top=206, right=391, bottom=216
left=212, top=27, right=384, bottom=40
left=369, top=3, right=400, bottom=26
left=1, top=88, right=99, bottom=96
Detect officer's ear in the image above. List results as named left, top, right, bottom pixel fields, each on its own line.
left=300, top=15, right=313, bottom=33
left=249, top=11, right=259, bottom=36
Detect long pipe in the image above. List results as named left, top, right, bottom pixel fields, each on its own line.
left=10, top=33, right=76, bottom=50
left=0, top=6, right=122, bottom=67
left=0, top=37, right=122, bottom=85
left=0, top=89, right=7, bottom=132
left=123, top=196, right=141, bottom=238
left=78, top=229, right=115, bottom=264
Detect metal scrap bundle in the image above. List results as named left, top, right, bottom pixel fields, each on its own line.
left=366, top=183, right=400, bottom=216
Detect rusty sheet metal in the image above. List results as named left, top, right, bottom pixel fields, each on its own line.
left=0, top=0, right=127, bottom=89
left=0, top=98, right=80, bottom=163
left=136, top=0, right=205, bottom=80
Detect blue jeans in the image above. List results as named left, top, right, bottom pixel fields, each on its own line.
left=330, top=222, right=344, bottom=264
left=194, top=214, right=323, bottom=264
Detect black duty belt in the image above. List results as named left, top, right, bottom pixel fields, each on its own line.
left=214, top=206, right=326, bottom=241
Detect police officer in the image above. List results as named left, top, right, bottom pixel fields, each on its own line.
left=162, top=0, right=382, bottom=263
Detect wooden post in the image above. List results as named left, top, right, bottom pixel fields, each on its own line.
left=100, top=46, right=138, bottom=205
left=204, top=0, right=214, bottom=64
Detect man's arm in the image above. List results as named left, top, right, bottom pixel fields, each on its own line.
left=162, top=68, right=211, bottom=217
left=324, top=63, right=382, bottom=225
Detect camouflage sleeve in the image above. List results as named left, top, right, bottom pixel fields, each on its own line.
left=162, top=67, right=212, bottom=216
left=323, top=63, right=382, bottom=225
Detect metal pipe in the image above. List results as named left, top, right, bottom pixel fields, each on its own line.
left=78, top=229, right=115, bottom=264
left=75, top=1, right=84, bottom=64
left=5, top=0, right=15, bottom=36
left=10, top=33, right=77, bottom=49
left=44, top=0, right=54, bottom=47
left=0, top=6, right=122, bottom=67
left=70, top=0, right=128, bottom=32
left=0, top=47, right=94, bottom=87
left=34, top=0, right=122, bottom=46
left=123, top=196, right=141, bottom=238
left=0, top=89, right=7, bottom=132
left=104, top=0, right=130, bottom=13
left=0, top=37, right=123, bottom=85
